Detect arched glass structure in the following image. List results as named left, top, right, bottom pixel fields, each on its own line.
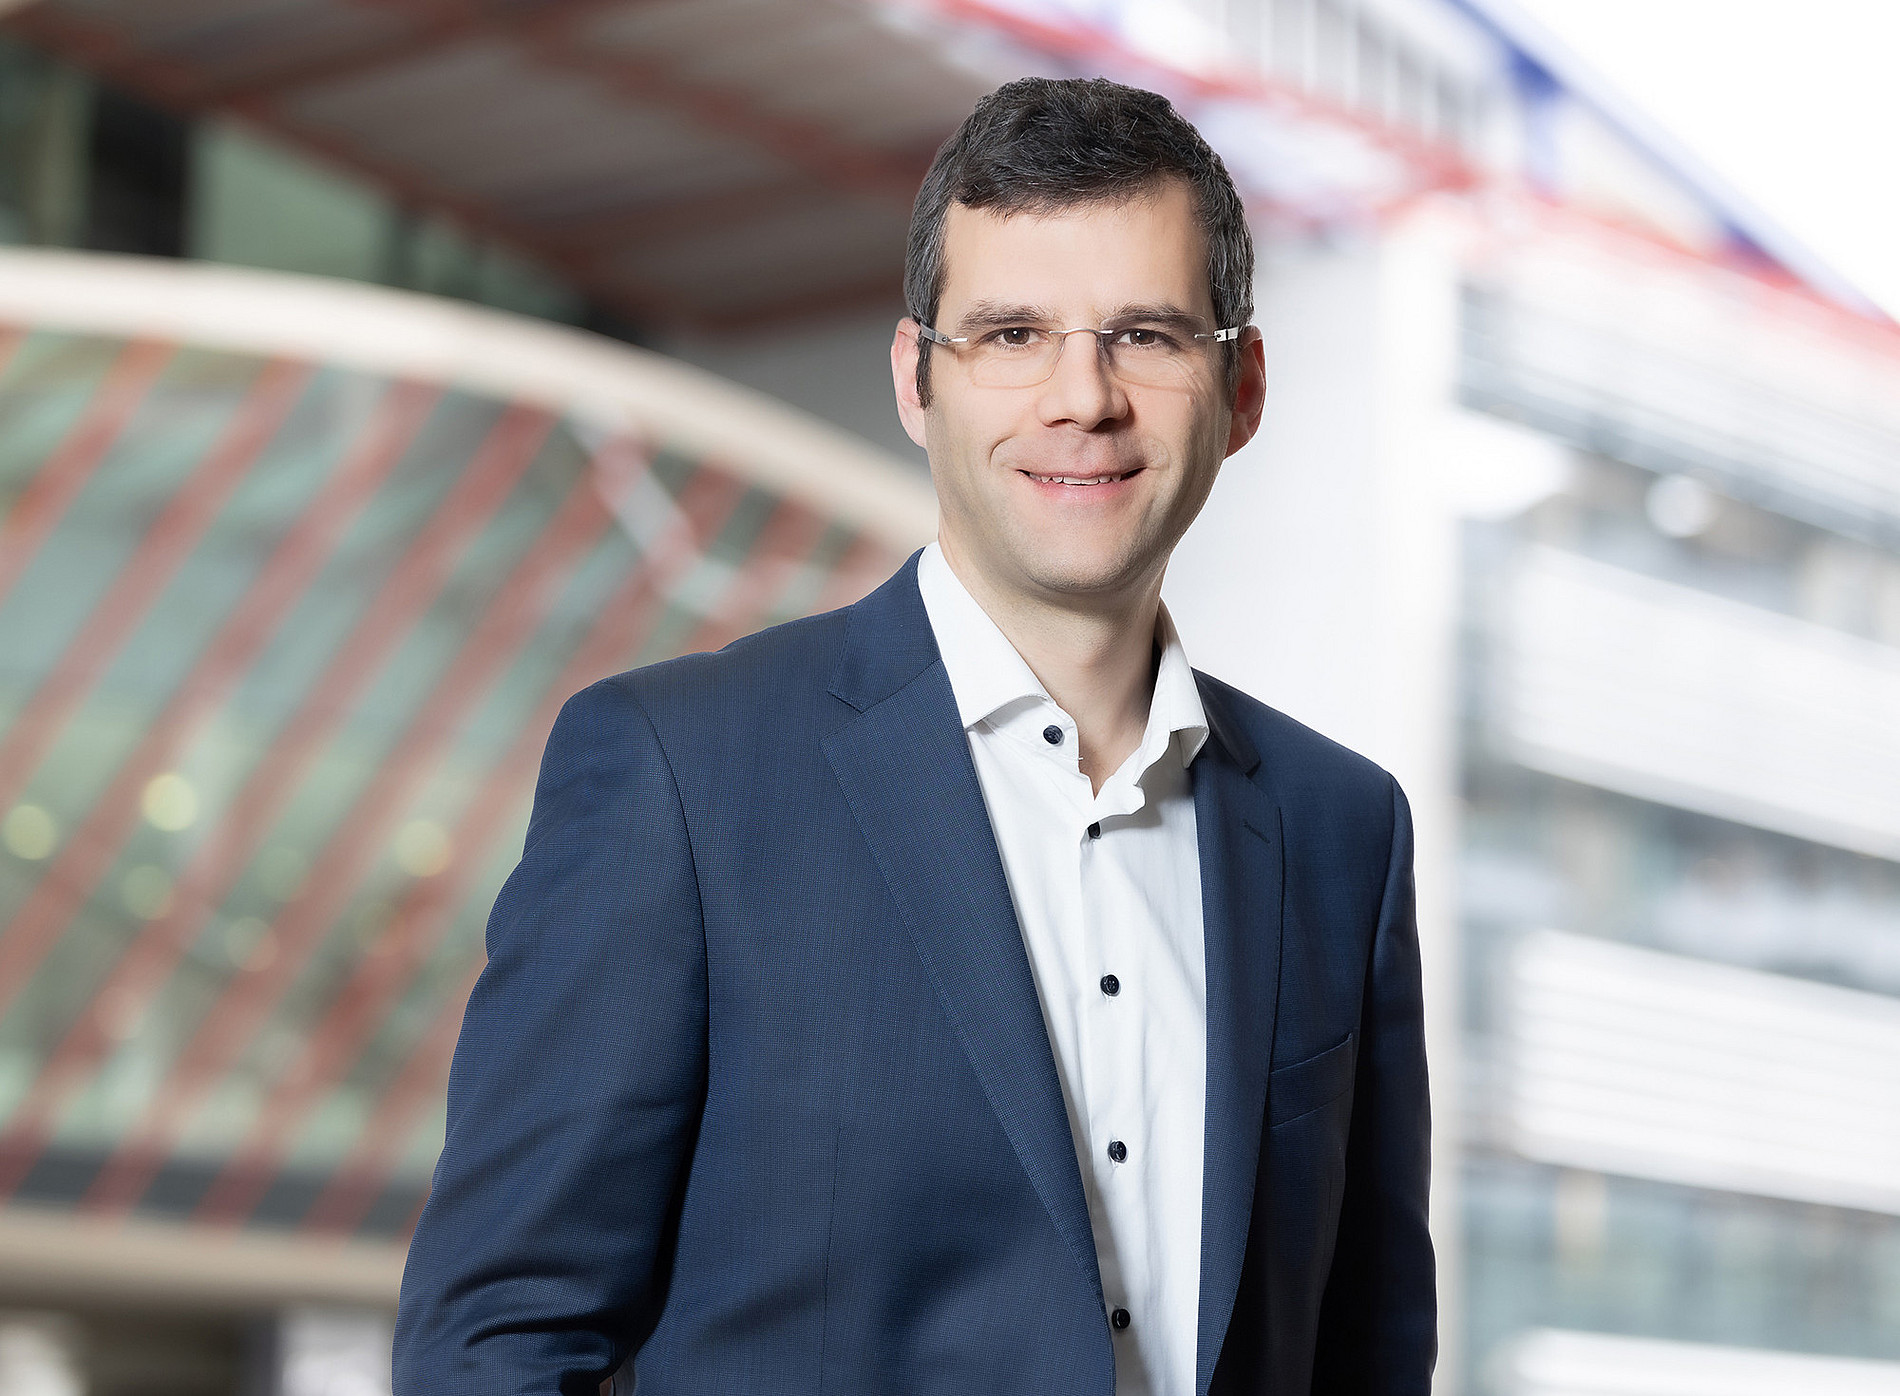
left=0, top=250, right=931, bottom=1249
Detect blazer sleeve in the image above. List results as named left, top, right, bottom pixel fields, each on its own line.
left=1309, top=775, right=1438, bottom=1394
left=394, top=677, right=708, bottom=1395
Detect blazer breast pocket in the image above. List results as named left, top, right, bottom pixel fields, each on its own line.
left=1266, top=1031, right=1357, bottom=1129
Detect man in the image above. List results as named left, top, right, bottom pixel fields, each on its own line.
left=396, top=77, right=1434, bottom=1395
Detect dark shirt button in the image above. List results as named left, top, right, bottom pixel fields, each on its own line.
left=1107, top=1139, right=1127, bottom=1164
left=1042, top=724, right=1063, bottom=745
left=1087, top=822, right=1101, bottom=839
left=1112, top=1308, right=1131, bottom=1331
left=1100, top=974, right=1120, bottom=996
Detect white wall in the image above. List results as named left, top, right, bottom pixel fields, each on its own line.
left=1165, top=207, right=1477, bottom=1390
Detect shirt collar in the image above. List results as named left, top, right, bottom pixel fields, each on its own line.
left=916, top=542, right=1209, bottom=769
left=1149, top=602, right=1211, bottom=768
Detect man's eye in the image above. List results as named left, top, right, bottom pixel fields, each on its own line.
left=987, top=327, right=1043, bottom=348
left=1112, top=327, right=1178, bottom=350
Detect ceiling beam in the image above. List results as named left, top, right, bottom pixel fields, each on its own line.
left=549, top=178, right=833, bottom=258
left=359, top=0, right=929, bottom=207
left=0, top=1, right=704, bottom=332
left=197, top=14, right=481, bottom=104
left=203, top=0, right=643, bottom=103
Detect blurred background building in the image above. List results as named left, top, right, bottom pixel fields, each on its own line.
left=0, top=0, right=1893, bottom=1392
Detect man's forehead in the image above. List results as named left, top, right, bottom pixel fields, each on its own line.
left=936, top=180, right=1212, bottom=315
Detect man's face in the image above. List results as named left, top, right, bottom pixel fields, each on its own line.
left=893, top=177, right=1265, bottom=612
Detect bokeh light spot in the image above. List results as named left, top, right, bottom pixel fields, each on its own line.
left=393, top=818, right=453, bottom=877
left=1646, top=474, right=1719, bottom=539
left=3, top=804, right=58, bottom=860
left=141, top=772, right=199, bottom=832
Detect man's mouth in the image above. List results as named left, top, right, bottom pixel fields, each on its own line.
left=1022, top=469, right=1140, bottom=486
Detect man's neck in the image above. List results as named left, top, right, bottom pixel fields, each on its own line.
left=939, top=544, right=1160, bottom=795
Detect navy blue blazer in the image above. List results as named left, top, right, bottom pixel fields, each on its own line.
left=394, top=554, right=1434, bottom=1395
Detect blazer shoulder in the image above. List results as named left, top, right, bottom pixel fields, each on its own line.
left=1194, top=669, right=1400, bottom=818
left=578, top=602, right=854, bottom=736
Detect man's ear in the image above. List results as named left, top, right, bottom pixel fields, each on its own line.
left=1223, top=326, right=1268, bottom=458
left=892, top=319, right=930, bottom=451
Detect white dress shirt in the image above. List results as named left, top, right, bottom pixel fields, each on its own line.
left=916, top=544, right=1208, bottom=1396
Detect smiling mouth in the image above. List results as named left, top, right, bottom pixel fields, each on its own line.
left=1023, top=469, right=1141, bottom=486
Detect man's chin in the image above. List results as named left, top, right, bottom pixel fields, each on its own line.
left=945, top=522, right=1155, bottom=607
left=1011, top=550, right=1152, bottom=605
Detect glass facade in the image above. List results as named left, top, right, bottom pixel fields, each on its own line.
left=1467, top=1158, right=1900, bottom=1365
left=0, top=320, right=897, bottom=1240
left=1457, top=303, right=1900, bottom=1388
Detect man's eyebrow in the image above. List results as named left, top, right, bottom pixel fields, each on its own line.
left=949, top=301, right=1209, bottom=333
left=951, top=301, right=1059, bottom=332
left=1101, top=303, right=1204, bottom=327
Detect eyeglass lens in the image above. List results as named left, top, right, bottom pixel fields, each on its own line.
left=960, top=327, right=1220, bottom=388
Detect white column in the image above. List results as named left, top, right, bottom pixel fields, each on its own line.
left=0, top=1313, right=84, bottom=1396
left=274, top=1308, right=393, bottom=1396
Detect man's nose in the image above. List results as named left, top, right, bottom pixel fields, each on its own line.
left=1036, top=330, right=1129, bottom=430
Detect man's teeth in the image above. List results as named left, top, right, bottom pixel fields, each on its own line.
left=1030, top=472, right=1129, bottom=485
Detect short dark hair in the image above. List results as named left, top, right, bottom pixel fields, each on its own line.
left=904, top=76, right=1253, bottom=406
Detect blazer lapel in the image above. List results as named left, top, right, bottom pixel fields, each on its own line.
left=822, top=558, right=1104, bottom=1308
left=1192, top=682, right=1284, bottom=1396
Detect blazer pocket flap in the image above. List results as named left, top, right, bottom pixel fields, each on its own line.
left=1267, top=1031, right=1357, bottom=1127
